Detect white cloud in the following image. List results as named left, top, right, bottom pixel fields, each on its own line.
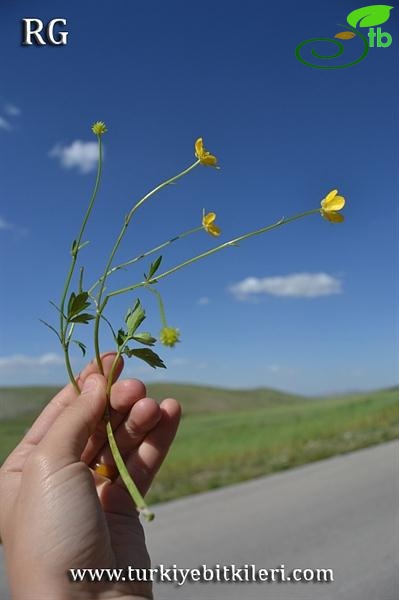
left=0, top=116, right=11, bottom=131
left=197, top=296, right=210, bottom=305
left=0, top=215, right=28, bottom=236
left=4, top=104, right=21, bottom=116
left=0, top=353, right=65, bottom=370
left=49, top=140, right=100, bottom=174
left=229, top=272, right=342, bottom=300
left=0, top=216, right=14, bottom=230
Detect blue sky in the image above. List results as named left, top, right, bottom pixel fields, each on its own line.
left=0, top=0, right=397, bottom=394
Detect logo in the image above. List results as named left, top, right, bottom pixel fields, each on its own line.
left=21, top=18, right=68, bottom=46
left=296, top=5, right=393, bottom=68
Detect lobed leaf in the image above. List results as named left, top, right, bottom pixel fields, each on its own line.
left=132, top=332, right=157, bottom=346
left=125, top=299, right=146, bottom=335
left=69, top=313, right=95, bottom=324
left=68, top=291, right=91, bottom=319
left=123, top=347, right=166, bottom=369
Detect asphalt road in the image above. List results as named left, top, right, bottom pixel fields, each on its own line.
left=1, top=441, right=397, bottom=599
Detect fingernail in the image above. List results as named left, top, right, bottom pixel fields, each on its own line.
left=82, top=375, right=97, bottom=393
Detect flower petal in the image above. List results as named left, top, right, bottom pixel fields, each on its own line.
left=322, top=210, right=345, bottom=223
left=325, top=189, right=338, bottom=203
left=325, top=194, right=345, bottom=211
left=203, top=212, right=216, bottom=226
left=201, top=153, right=218, bottom=166
left=195, top=138, right=204, bottom=159
left=208, top=224, right=221, bottom=236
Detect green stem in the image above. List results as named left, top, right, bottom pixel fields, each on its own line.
left=59, top=135, right=103, bottom=387
left=88, top=225, right=203, bottom=295
left=64, top=343, right=80, bottom=395
left=104, top=352, right=154, bottom=521
left=107, top=208, right=320, bottom=299
left=93, top=160, right=200, bottom=373
left=105, top=421, right=154, bottom=520
left=145, top=285, right=168, bottom=327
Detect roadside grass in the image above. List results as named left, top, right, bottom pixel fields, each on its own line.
left=0, top=385, right=398, bottom=504
left=147, top=388, right=399, bottom=503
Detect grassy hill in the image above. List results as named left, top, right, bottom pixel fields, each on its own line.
left=0, top=382, right=302, bottom=420
left=0, top=384, right=398, bottom=504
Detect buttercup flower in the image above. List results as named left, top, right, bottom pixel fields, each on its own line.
left=320, top=189, right=345, bottom=223
left=160, top=326, right=180, bottom=347
left=195, top=137, right=218, bottom=167
left=92, top=121, right=107, bottom=136
left=202, top=211, right=221, bottom=237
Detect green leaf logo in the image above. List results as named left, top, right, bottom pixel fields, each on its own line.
left=347, top=5, right=393, bottom=28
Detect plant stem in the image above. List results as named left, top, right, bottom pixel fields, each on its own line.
left=104, top=352, right=154, bottom=520
left=64, top=343, right=80, bottom=394
left=107, top=208, right=320, bottom=299
left=93, top=160, right=200, bottom=373
left=88, top=225, right=203, bottom=295
left=105, top=420, right=154, bottom=520
left=59, top=135, right=103, bottom=387
left=145, top=285, right=168, bottom=327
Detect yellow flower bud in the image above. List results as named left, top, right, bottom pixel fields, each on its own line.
left=92, top=121, right=107, bottom=136
left=160, top=327, right=180, bottom=347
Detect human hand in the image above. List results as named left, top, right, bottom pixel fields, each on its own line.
left=0, top=353, right=181, bottom=600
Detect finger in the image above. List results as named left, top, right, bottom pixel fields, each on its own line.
left=2, top=354, right=123, bottom=473
left=35, top=374, right=107, bottom=473
left=81, top=378, right=147, bottom=464
left=25, top=353, right=123, bottom=446
left=115, top=398, right=181, bottom=496
left=93, top=397, right=162, bottom=467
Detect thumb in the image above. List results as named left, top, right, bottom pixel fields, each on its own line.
left=37, top=374, right=107, bottom=472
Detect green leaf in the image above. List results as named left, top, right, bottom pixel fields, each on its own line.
left=117, top=328, right=127, bottom=347
left=72, top=340, right=87, bottom=356
left=347, top=5, right=393, bottom=28
left=67, top=292, right=76, bottom=316
left=68, top=292, right=91, bottom=318
left=39, top=319, right=62, bottom=342
left=100, top=313, right=117, bottom=340
left=78, top=240, right=90, bottom=252
left=123, top=347, right=166, bottom=369
left=49, top=300, right=67, bottom=319
left=145, top=255, right=163, bottom=281
left=69, top=313, right=95, bottom=324
left=125, top=299, right=146, bottom=335
left=70, top=239, right=89, bottom=255
left=132, top=332, right=157, bottom=346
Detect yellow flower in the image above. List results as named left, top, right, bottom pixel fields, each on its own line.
left=320, top=189, right=345, bottom=223
left=160, top=327, right=180, bottom=348
left=92, top=121, right=107, bottom=136
left=195, top=137, right=218, bottom=167
left=202, top=211, right=221, bottom=237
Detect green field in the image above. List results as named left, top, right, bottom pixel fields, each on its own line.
left=1, top=384, right=398, bottom=504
